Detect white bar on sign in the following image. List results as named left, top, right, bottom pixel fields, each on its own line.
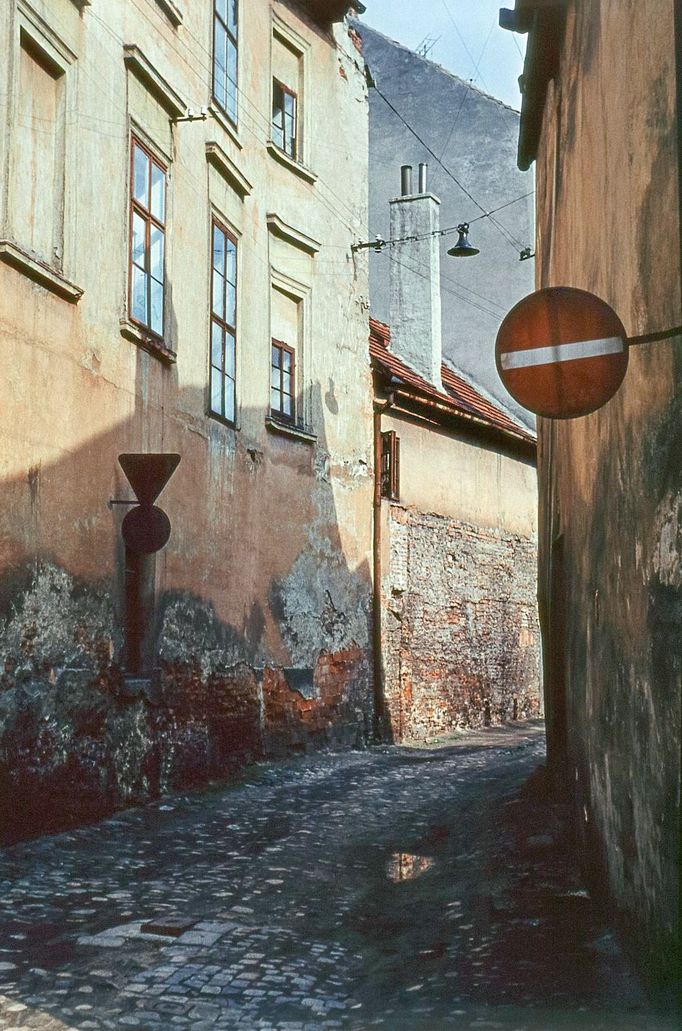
left=500, top=335, right=624, bottom=370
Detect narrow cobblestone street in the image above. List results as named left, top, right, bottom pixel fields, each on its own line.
left=0, top=722, right=674, bottom=1031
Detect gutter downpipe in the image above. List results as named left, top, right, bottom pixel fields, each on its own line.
left=372, top=390, right=395, bottom=741
left=674, top=1, right=682, bottom=1012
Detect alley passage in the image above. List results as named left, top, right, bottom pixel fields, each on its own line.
left=0, top=722, right=674, bottom=1031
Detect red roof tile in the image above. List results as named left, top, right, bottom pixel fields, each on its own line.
left=369, top=317, right=535, bottom=445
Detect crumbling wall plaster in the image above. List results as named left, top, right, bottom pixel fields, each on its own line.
left=383, top=507, right=541, bottom=742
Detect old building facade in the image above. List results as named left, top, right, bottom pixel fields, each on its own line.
left=370, top=168, right=541, bottom=743
left=502, top=0, right=681, bottom=1000
left=0, top=0, right=374, bottom=841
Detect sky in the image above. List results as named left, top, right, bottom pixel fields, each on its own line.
left=358, top=0, right=526, bottom=110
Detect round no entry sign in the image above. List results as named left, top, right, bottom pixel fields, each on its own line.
left=495, top=287, right=628, bottom=419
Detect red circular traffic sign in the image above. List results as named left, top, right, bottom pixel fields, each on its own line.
left=495, top=287, right=628, bottom=419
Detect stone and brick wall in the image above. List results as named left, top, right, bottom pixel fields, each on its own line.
left=383, top=506, right=541, bottom=742
left=0, top=564, right=372, bottom=844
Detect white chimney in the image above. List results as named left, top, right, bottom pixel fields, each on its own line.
left=388, top=163, right=443, bottom=390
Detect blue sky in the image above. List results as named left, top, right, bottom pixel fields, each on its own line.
left=359, top=0, right=526, bottom=109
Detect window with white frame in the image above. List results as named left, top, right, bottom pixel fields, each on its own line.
left=213, top=0, right=238, bottom=124
left=210, top=218, right=237, bottom=424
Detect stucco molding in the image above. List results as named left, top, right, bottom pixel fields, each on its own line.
left=69, top=0, right=91, bottom=10
left=209, top=104, right=243, bottom=150
left=266, top=213, right=321, bottom=255
left=153, top=0, right=183, bottom=28
left=123, top=44, right=186, bottom=118
left=265, top=417, right=317, bottom=444
left=119, top=317, right=177, bottom=364
left=265, top=141, right=317, bottom=184
left=0, top=241, right=83, bottom=303
left=205, top=142, right=252, bottom=198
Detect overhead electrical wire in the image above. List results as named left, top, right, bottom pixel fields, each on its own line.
left=354, top=190, right=534, bottom=252
left=371, top=84, right=531, bottom=254
left=37, top=4, right=521, bottom=323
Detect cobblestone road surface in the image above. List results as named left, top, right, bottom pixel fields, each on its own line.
left=0, top=721, right=675, bottom=1030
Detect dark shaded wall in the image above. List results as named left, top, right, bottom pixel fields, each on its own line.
left=356, top=22, right=535, bottom=429
left=533, top=0, right=681, bottom=999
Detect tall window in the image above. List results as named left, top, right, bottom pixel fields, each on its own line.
left=272, top=80, right=297, bottom=159
left=210, top=220, right=237, bottom=424
left=213, top=0, right=237, bottom=123
left=381, top=431, right=400, bottom=500
left=271, top=340, right=295, bottom=422
left=129, top=138, right=166, bottom=338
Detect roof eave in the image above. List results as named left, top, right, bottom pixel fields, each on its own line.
left=296, top=0, right=363, bottom=27
left=372, top=365, right=537, bottom=458
left=499, top=1, right=567, bottom=170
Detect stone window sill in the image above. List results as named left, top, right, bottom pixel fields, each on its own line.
left=0, top=240, right=83, bottom=302
left=266, top=141, right=317, bottom=185
left=119, top=317, right=176, bottom=364
left=209, top=104, right=243, bottom=150
left=265, top=416, right=316, bottom=444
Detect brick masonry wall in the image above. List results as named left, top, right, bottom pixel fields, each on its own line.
left=383, top=506, right=542, bottom=742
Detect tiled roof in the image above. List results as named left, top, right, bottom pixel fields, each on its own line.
left=369, top=318, right=536, bottom=446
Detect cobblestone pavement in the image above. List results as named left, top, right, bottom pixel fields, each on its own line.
left=0, top=721, right=676, bottom=1030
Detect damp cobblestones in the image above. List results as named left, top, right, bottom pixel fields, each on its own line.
left=0, top=721, right=676, bottom=1029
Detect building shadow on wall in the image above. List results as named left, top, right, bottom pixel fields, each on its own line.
left=0, top=367, right=375, bottom=845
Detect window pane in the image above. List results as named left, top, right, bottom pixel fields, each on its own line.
left=213, top=226, right=225, bottom=274
left=224, top=375, right=235, bottom=422
left=282, top=350, right=291, bottom=373
left=271, top=387, right=280, bottom=411
left=212, top=267, right=225, bottom=319
left=214, top=20, right=227, bottom=107
left=282, top=371, right=291, bottom=394
left=272, top=83, right=284, bottom=147
left=283, top=395, right=292, bottom=417
left=131, top=265, right=148, bottom=324
left=272, top=344, right=281, bottom=368
left=215, top=0, right=228, bottom=23
left=211, top=369, right=223, bottom=414
left=211, top=320, right=223, bottom=367
left=226, top=281, right=236, bottom=327
left=224, top=330, right=235, bottom=378
left=132, top=212, right=146, bottom=268
left=150, top=225, right=164, bottom=283
left=150, top=162, right=165, bottom=222
left=226, top=40, right=237, bottom=121
left=150, top=277, right=164, bottom=336
left=225, top=239, right=236, bottom=285
left=227, top=0, right=237, bottom=35
left=284, top=92, right=295, bottom=119
left=133, top=144, right=148, bottom=206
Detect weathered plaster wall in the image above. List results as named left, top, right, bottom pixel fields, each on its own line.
left=0, top=0, right=373, bottom=841
left=379, top=411, right=541, bottom=743
left=534, top=0, right=681, bottom=994
left=383, top=506, right=541, bottom=743
left=382, top=411, right=538, bottom=537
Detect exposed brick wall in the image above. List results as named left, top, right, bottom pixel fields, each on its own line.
left=383, top=506, right=541, bottom=742
left=263, top=645, right=370, bottom=756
